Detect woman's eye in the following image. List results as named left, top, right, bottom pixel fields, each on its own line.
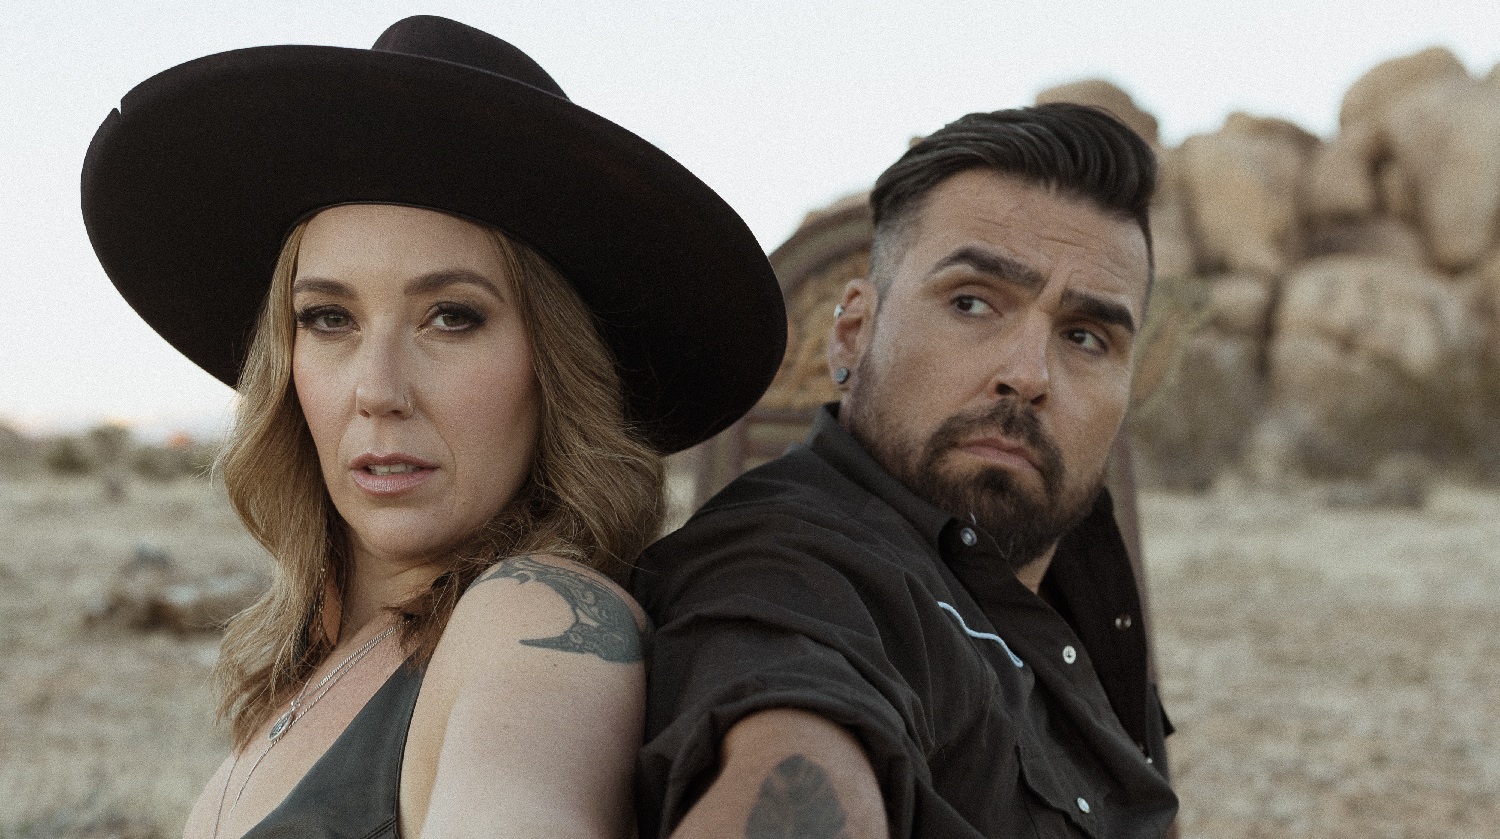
left=953, top=295, right=992, bottom=315
left=429, top=304, right=485, bottom=331
left=295, top=306, right=352, bottom=332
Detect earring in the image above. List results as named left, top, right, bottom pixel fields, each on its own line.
left=834, top=304, right=845, bottom=318
left=833, top=367, right=850, bottom=385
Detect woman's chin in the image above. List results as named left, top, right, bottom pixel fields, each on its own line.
left=345, top=517, right=473, bottom=569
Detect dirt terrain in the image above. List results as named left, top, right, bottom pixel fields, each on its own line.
left=1, top=473, right=1497, bottom=837
left=1146, top=479, right=1500, bottom=838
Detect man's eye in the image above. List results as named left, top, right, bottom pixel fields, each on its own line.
left=953, top=295, right=992, bottom=315
left=1066, top=328, right=1107, bottom=353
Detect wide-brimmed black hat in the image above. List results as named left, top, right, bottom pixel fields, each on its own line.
left=82, top=15, right=785, bottom=454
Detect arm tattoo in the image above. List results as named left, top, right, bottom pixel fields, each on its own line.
left=470, top=556, right=643, bottom=663
left=745, top=755, right=850, bottom=839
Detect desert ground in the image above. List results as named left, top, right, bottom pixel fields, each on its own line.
left=1, top=471, right=1497, bottom=838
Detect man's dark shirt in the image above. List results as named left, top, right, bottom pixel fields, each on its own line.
left=633, top=406, right=1177, bottom=838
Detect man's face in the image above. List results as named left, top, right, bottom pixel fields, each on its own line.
left=832, top=169, right=1149, bottom=570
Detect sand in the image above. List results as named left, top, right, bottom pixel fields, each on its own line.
left=0, top=478, right=249, bottom=837
left=1145, top=480, right=1500, bottom=838
left=1, top=473, right=1497, bottom=837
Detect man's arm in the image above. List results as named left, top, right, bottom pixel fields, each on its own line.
left=671, top=708, right=889, bottom=839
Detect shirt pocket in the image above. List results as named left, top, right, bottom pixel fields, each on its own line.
left=1014, top=739, right=1105, bottom=839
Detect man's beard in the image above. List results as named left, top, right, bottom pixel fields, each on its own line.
left=846, top=364, right=1104, bottom=572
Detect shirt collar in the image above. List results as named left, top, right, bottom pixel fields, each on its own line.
left=804, top=403, right=962, bottom=548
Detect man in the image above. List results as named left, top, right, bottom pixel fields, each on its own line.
left=633, top=104, right=1177, bottom=838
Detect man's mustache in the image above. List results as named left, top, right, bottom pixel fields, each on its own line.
left=926, top=400, right=1065, bottom=496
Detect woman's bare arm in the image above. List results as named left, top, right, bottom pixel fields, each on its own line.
left=671, top=708, right=889, bottom=839
left=413, top=555, right=647, bottom=839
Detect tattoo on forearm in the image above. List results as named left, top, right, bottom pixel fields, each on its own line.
left=470, top=556, right=642, bottom=663
left=745, top=755, right=850, bottom=839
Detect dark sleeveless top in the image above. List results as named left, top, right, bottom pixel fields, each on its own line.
left=242, top=660, right=425, bottom=838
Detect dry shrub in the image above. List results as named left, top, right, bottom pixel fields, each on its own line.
left=131, top=443, right=214, bottom=483
left=44, top=436, right=95, bottom=476
left=1280, top=365, right=1485, bottom=480
left=1131, top=330, right=1267, bottom=491
left=40, top=425, right=130, bottom=478
left=1452, top=360, right=1500, bottom=480
left=0, top=809, right=165, bottom=839
left=31, top=425, right=215, bottom=483
left=1128, top=273, right=1266, bottom=491
left=0, top=423, right=40, bottom=479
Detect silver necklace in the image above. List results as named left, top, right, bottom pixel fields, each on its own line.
left=210, top=623, right=397, bottom=838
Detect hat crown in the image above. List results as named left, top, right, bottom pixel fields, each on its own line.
left=372, top=15, right=568, bottom=100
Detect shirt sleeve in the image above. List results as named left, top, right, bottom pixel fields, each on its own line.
left=631, top=507, right=932, bottom=839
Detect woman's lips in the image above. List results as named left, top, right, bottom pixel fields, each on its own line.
left=349, top=454, right=437, bottom=496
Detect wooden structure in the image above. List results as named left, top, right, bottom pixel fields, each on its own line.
left=686, top=193, right=877, bottom=505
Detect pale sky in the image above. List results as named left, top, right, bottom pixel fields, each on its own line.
left=3, top=0, right=1498, bottom=438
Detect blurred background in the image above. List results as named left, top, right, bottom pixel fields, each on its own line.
left=3, top=2, right=1499, bottom=837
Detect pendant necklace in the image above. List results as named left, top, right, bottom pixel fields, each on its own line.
left=209, top=622, right=398, bottom=838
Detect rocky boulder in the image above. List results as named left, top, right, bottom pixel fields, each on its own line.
left=1305, top=215, right=1428, bottom=265
left=86, top=545, right=268, bottom=634
left=1382, top=78, right=1500, bottom=270
left=1149, top=144, right=1199, bottom=280
left=1035, top=79, right=1160, bottom=146
left=1268, top=255, right=1476, bottom=473
left=1179, top=113, right=1320, bottom=275
left=1301, top=120, right=1382, bottom=220
left=1338, top=46, right=1469, bottom=129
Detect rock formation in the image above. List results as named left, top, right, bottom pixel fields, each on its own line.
left=1038, top=50, right=1500, bottom=487
left=729, top=55, right=1500, bottom=493
left=1035, top=79, right=1161, bottom=146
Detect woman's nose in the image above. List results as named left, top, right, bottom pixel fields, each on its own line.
left=352, top=336, right=412, bottom=418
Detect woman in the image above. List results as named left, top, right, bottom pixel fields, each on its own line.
left=81, top=16, right=785, bottom=838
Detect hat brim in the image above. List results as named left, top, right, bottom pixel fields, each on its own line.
left=82, top=44, right=785, bottom=454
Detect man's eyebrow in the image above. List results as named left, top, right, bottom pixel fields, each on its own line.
left=1062, top=289, right=1136, bottom=335
left=931, top=246, right=1046, bottom=291
left=291, top=270, right=506, bottom=299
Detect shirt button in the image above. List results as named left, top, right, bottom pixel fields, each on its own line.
left=1062, top=645, right=1077, bottom=664
left=1114, top=613, right=1133, bottom=630
left=1076, top=797, right=1091, bottom=814
left=959, top=527, right=977, bottom=547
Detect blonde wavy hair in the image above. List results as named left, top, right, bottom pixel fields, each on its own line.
left=215, top=214, right=666, bottom=747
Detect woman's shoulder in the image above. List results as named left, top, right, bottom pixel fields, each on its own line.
left=436, top=554, right=648, bottom=669
left=405, top=555, right=647, bottom=838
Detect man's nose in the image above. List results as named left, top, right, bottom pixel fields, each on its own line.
left=353, top=334, right=413, bottom=419
left=988, top=314, right=1051, bottom=406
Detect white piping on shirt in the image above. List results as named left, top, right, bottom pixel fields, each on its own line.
left=936, top=601, right=1025, bottom=668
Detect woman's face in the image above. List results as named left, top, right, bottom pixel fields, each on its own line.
left=292, top=204, right=541, bottom=569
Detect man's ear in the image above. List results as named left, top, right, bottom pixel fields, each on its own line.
left=827, top=278, right=878, bottom=389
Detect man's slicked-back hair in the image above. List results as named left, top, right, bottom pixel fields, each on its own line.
left=869, top=103, right=1158, bottom=287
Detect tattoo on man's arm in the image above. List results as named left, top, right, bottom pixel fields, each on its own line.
left=469, top=556, right=642, bottom=663
left=745, top=755, right=850, bottom=839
